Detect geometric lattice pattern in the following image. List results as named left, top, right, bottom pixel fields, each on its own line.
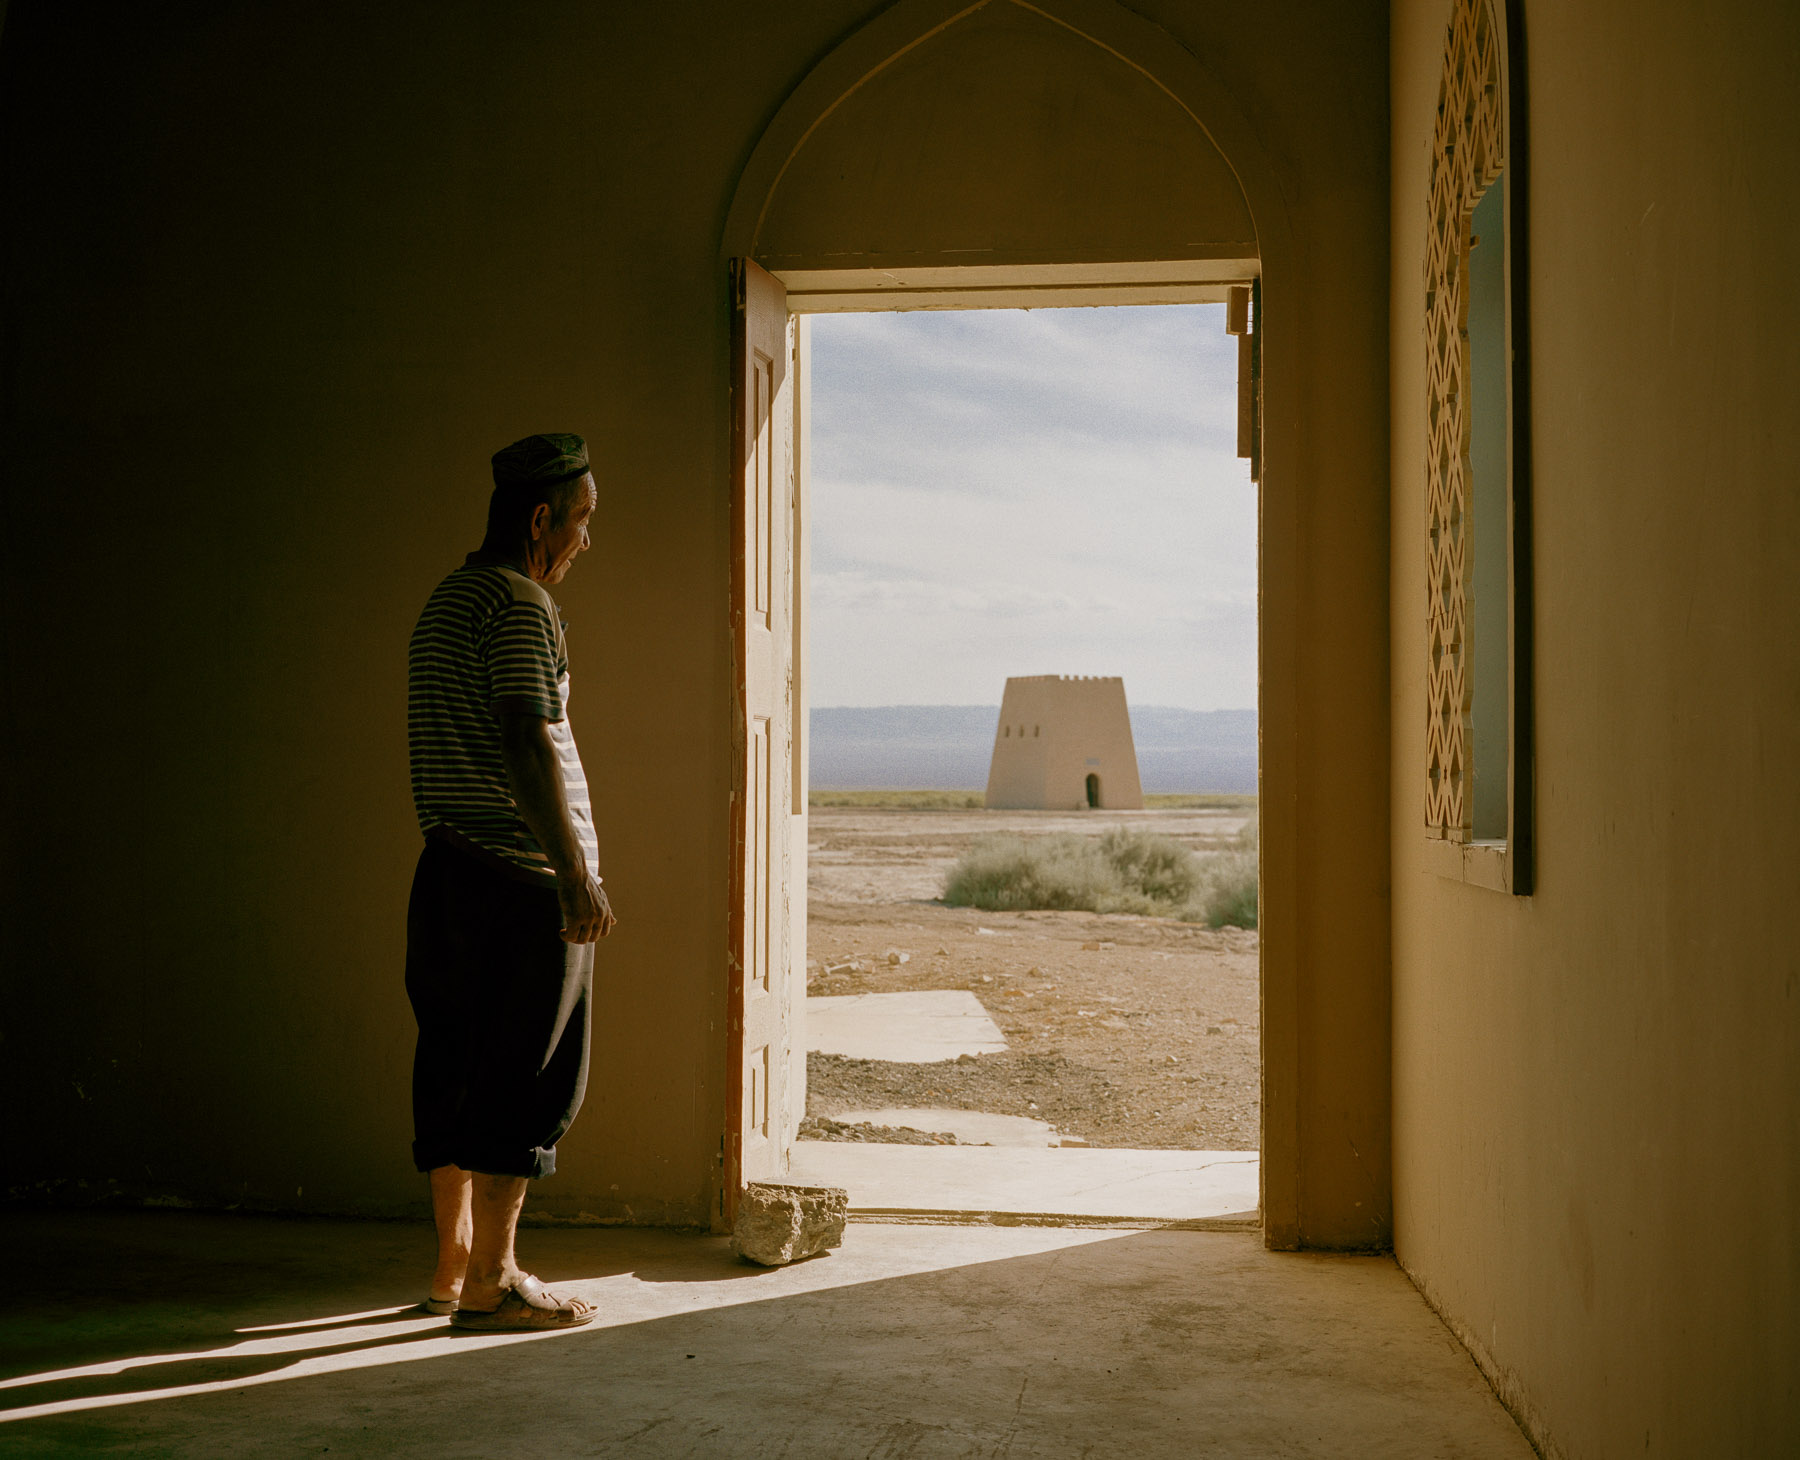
left=1424, top=0, right=1505, bottom=839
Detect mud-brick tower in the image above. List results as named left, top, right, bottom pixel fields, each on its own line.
left=984, top=676, right=1145, bottom=810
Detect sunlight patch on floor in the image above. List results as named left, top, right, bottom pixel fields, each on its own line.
left=0, top=1224, right=1128, bottom=1425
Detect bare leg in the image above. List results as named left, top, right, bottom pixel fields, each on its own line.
left=458, top=1171, right=530, bottom=1312
left=427, top=1166, right=473, bottom=1305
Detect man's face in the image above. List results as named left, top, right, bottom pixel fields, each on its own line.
left=534, top=475, right=597, bottom=584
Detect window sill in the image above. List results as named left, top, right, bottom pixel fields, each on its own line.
left=1423, top=835, right=1512, bottom=893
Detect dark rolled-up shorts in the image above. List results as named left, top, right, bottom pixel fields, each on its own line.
left=404, top=837, right=593, bottom=1180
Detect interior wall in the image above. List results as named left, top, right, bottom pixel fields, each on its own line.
left=0, top=0, right=799, bottom=1225
left=1390, top=0, right=1800, bottom=1451
left=0, top=0, right=1388, bottom=1243
left=752, top=0, right=1254, bottom=268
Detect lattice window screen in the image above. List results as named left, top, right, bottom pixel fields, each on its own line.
left=1425, top=0, right=1505, bottom=840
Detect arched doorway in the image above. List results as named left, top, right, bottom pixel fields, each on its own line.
left=1086, top=773, right=1101, bottom=809
left=720, top=0, right=1394, bottom=1253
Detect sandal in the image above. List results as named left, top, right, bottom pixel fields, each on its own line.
left=421, top=1296, right=457, bottom=1316
left=450, top=1274, right=595, bottom=1331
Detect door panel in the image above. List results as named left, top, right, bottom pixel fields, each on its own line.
left=786, top=315, right=811, bottom=1149
left=727, top=259, right=793, bottom=1221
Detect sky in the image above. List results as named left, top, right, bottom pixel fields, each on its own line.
left=807, top=303, right=1257, bottom=711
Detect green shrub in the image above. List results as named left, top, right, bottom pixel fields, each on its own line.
left=1201, top=870, right=1258, bottom=928
left=942, top=833, right=1139, bottom=913
left=1098, top=826, right=1203, bottom=904
left=1183, top=815, right=1258, bottom=928
left=942, top=825, right=1255, bottom=926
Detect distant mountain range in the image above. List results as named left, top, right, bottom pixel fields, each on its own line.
left=809, top=704, right=1257, bottom=793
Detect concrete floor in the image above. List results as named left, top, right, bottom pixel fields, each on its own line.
left=0, top=1210, right=1531, bottom=1458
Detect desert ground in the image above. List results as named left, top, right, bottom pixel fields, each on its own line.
left=804, top=804, right=1260, bottom=1150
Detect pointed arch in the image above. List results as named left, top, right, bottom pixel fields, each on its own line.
left=721, top=0, right=1287, bottom=271
left=718, top=0, right=1355, bottom=1253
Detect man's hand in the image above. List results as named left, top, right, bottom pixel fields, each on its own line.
left=558, top=871, right=616, bottom=944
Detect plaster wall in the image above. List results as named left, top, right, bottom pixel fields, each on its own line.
left=752, top=0, right=1254, bottom=271
left=986, top=675, right=1144, bottom=810
left=986, top=686, right=1051, bottom=809
left=1390, top=0, right=1800, bottom=1451
left=0, top=0, right=1389, bottom=1246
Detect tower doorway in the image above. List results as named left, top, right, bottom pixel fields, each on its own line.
left=1085, top=774, right=1101, bottom=809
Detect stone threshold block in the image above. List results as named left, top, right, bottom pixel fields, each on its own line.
left=732, top=1182, right=849, bottom=1266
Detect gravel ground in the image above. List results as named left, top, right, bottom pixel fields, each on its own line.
left=805, top=807, right=1260, bottom=1150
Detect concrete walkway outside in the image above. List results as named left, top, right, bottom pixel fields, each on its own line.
left=791, top=1143, right=1260, bottom=1221
left=806, top=989, right=1008, bottom=1061
left=0, top=1210, right=1531, bottom=1458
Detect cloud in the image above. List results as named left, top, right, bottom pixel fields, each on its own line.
left=808, top=304, right=1256, bottom=710
left=813, top=570, right=1098, bottom=619
left=812, top=306, right=1239, bottom=468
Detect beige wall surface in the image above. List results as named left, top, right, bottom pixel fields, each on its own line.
left=754, top=0, right=1254, bottom=271
left=0, top=0, right=1390, bottom=1245
left=1390, top=0, right=1800, bottom=1452
left=986, top=679, right=1054, bottom=809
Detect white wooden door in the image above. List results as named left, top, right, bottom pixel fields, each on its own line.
left=727, top=258, right=795, bottom=1220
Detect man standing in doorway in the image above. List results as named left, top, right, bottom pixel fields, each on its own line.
left=405, top=432, right=616, bottom=1332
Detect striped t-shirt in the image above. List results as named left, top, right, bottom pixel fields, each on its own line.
left=407, top=561, right=599, bottom=884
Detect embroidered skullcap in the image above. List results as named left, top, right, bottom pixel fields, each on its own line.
left=490, top=432, right=590, bottom=490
